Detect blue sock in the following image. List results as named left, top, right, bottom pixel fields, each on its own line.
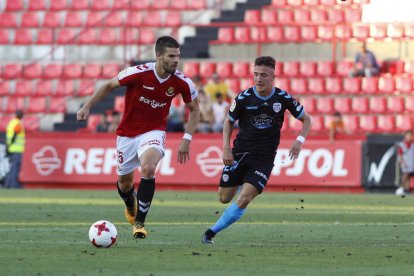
left=210, top=202, right=246, bottom=234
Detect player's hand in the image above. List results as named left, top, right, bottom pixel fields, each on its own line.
left=177, top=139, right=191, bottom=164
left=289, top=140, right=303, bottom=160
left=77, top=105, right=90, bottom=121
left=222, top=147, right=234, bottom=166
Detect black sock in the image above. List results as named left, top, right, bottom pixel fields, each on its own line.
left=136, top=177, right=155, bottom=224
left=117, top=182, right=135, bottom=209
left=205, top=229, right=216, bottom=237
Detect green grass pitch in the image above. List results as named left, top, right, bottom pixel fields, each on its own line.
left=1, top=189, right=414, bottom=275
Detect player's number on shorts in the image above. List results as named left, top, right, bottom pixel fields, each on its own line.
left=117, top=150, right=124, bottom=164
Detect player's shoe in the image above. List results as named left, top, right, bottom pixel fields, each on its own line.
left=202, top=234, right=214, bottom=244
left=133, top=222, right=148, bottom=239
left=124, top=194, right=137, bottom=225
left=395, top=187, right=409, bottom=196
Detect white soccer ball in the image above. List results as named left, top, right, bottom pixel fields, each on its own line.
left=88, top=220, right=117, bottom=248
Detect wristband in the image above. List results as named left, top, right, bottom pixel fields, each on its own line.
left=296, top=136, right=305, bottom=144
left=183, top=133, right=192, bottom=141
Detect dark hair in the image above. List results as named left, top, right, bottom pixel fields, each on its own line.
left=254, top=56, right=276, bottom=69
left=404, top=130, right=413, bottom=135
left=155, top=36, right=179, bottom=55
left=15, top=110, right=24, bottom=119
left=333, top=111, right=342, bottom=117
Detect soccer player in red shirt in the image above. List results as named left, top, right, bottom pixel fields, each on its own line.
left=77, top=36, right=200, bottom=239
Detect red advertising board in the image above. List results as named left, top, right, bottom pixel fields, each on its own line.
left=21, top=133, right=363, bottom=191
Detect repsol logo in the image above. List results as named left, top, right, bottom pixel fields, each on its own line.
left=139, top=96, right=167, bottom=108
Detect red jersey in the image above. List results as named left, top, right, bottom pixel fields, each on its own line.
left=116, top=62, right=198, bottom=137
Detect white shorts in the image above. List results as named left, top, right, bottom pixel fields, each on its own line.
left=116, top=130, right=166, bottom=175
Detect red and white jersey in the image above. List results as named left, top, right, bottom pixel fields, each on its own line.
left=116, top=62, right=198, bottom=137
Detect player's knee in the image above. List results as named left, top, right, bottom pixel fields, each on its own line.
left=140, top=163, right=156, bottom=178
left=219, top=195, right=232, bottom=204
left=236, top=195, right=252, bottom=209
left=118, top=180, right=133, bottom=192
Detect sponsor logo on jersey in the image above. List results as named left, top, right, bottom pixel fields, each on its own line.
left=251, top=114, right=274, bottom=129
left=273, top=103, right=282, bottom=113
left=143, top=85, right=154, bottom=90
left=166, top=87, right=175, bottom=97
left=139, top=96, right=167, bottom=108
left=222, top=174, right=229, bottom=182
left=255, top=170, right=268, bottom=181
left=246, top=106, right=258, bottom=110
left=230, top=100, right=236, bottom=112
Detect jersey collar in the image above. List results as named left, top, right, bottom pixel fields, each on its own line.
left=253, top=86, right=275, bottom=100
left=152, top=62, right=171, bottom=84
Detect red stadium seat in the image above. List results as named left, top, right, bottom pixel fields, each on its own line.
left=21, top=12, right=40, bottom=27
left=152, top=0, right=169, bottom=9
left=317, top=25, right=334, bottom=41
left=387, top=24, right=404, bottom=39
left=14, top=29, right=34, bottom=44
left=50, top=0, right=68, bottom=10
left=98, top=29, right=117, bottom=45
left=77, top=80, right=96, bottom=97
left=359, top=115, right=377, bottom=132
left=369, top=96, right=387, bottom=113
left=139, top=28, right=155, bottom=44
left=395, top=114, right=413, bottom=131
left=370, top=24, right=387, bottom=40
left=0, top=82, right=10, bottom=96
left=245, top=10, right=261, bottom=24
left=71, top=0, right=89, bottom=10
left=261, top=10, right=277, bottom=24
left=37, top=29, right=54, bottom=44
left=311, top=115, right=325, bottom=132
left=102, top=63, right=120, bottom=78
left=377, top=115, right=395, bottom=132
left=87, top=114, right=102, bottom=131
left=278, top=10, right=294, bottom=23
left=64, top=11, right=84, bottom=27
left=251, top=27, right=267, bottom=43
left=284, top=26, right=300, bottom=42
left=327, top=9, right=344, bottom=23
left=316, top=97, right=334, bottom=113
left=240, top=78, right=254, bottom=89
left=4, top=97, right=26, bottom=113
left=320, top=0, right=336, bottom=5
left=86, top=12, right=106, bottom=27
left=120, top=28, right=138, bottom=44
left=27, top=97, right=48, bottom=113
left=112, top=0, right=130, bottom=10
left=199, top=62, right=216, bottom=78
left=275, top=62, right=283, bottom=75
left=216, top=62, right=233, bottom=78
left=35, top=80, right=55, bottom=96
left=232, top=62, right=250, bottom=78
left=299, top=61, right=316, bottom=77
left=299, top=97, right=316, bottom=113
left=234, top=27, right=252, bottom=43
left=56, top=80, right=75, bottom=96
left=343, top=115, right=359, bottom=133
left=343, top=77, right=361, bottom=94
left=406, top=96, right=414, bottom=112
left=336, top=60, right=353, bottom=77
left=294, top=9, right=310, bottom=23
left=307, top=78, right=325, bottom=94
left=114, top=96, right=125, bottom=113
left=28, top=0, right=47, bottom=10
left=83, top=63, right=102, bottom=78
left=91, top=0, right=112, bottom=10
left=170, top=0, right=187, bottom=9
left=104, top=11, right=124, bottom=27
left=266, top=26, right=284, bottom=42
left=23, top=115, right=40, bottom=131
left=226, top=79, right=240, bottom=93
left=361, top=77, right=378, bottom=94
left=0, top=29, right=10, bottom=44
left=14, top=80, right=34, bottom=96
left=290, top=78, right=307, bottom=95
left=378, top=76, right=395, bottom=93
left=44, top=64, right=63, bottom=79
left=23, top=63, right=43, bottom=79
left=130, top=0, right=151, bottom=9
left=334, top=97, right=352, bottom=113
left=63, top=63, right=83, bottom=79
left=282, top=61, right=300, bottom=77
left=289, top=115, right=303, bottom=131
left=304, top=0, right=320, bottom=5
left=4, top=63, right=23, bottom=79
left=335, top=25, right=352, bottom=40
left=216, top=28, right=235, bottom=44
left=78, top=29, right=97, bottom=44
left=345, top=9, right=362, bottom=22
left=5, top=0, right=23, bottom=11
left=310, top=9, right=327, bottom=22
left=387, top=96, right=404, bottom=113
left=271, top=0, right=287, bottom=6
left=352, top=24, right=370, bottom=40
left=142, top=11, right=162, bottom=26
left=0, top=13, right=18, bottom=28
left=395, top=76, right=413, bottom=93
left=126, top=11, right=144, bottom=27
left=275, top=78, right=290, bottom=91
left=188, top=0, right=206, bottom=9
left=325, top=77, right=342, bottom=94
left=182, top=62, right=199, bottom=78
left=352, top=97, right=369, bottom=113
left=43, top=12, right=62, bottom=28
left=57, top=29, right=77, bottom=44
left=287, top=0, right=303, bottom=5
left=165, top=11, right=181, bottom=27
left=301, top=26, right=317, bottom=41
left=316, top=61, right=334, bottom=77
left=48, top=97, right=66, bottom=113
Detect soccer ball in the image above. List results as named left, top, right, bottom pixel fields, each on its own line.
left=88, top=220, right=117, bottom=248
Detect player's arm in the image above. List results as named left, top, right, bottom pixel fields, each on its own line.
left=222, top=116, right=235, bottom=166
left=289, top=111, right=312, bottom=160
left=177, top=98, right=200, bottom=164
left=77, top=77, right=120, bottom=121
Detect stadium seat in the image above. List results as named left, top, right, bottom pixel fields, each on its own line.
left=43, top=12, right=62, bottom=28
left=370, top=24, right=387, bottom=40
left=395, top=114, right=413, bottom=131
left=275, top=78, right=290, bottom=91
left=199, top=62, right=216, bottom=78
left=48, top=97, right=66, bottom=113
left=284, top=26, right=300, bottom=42
left=316, top=97, right=334, bottom=113
left=294, top=9, right=310, bottom=23
left=234, top=27, right=252, bottom=43
left=378, top=76, right=395, bottom=93
left=327, top=9, right=344, bottom=23
left=369, top=96, right=387, bottom=113
left=301, top=26, right=317, bottom=41
left=83, top=63, right=102, bottom=78
left=78, top=29, right=97, bottom=44
left=278, top=10, right=294, bottom=23
left=261, top=10, right=277, bottom=24
left=130, top=0, right=151, bottom=9
left=307, top=78, right=325, bottom=94
left=0, top=29, right=10, bottom=44
left=142, top=11, right=163, bottom=27
left=165, top=11, right=181, bottom=27
left=311, top=115, right=324, bottom=132
left=317, top=25, right=334, bottom=41
left=91, top=0, right=112, bottom=10
left=250, top=27, right=267, bottom=43
left=126, top=11, right=143, bottom=27
left=182, top=62, right=199, bottom=78
left=344, top=9, right=362, bottom=22
left=325, top=77, right=342, bottom=94
left=216, top=62, right=233, bottom=78
left=289, top=115, right=303, bottom=131
left=406, top=96, right=414, bottom=112
left=113, top=0, right=130, bottom=10
left=5, top=0, right=24, bottom=11
left=152, top=0, right=169, bottom=9
left=377, top=115, right=395, bottom=132
left=4, top=97, right=26, bottom=113
left=299, top=97, right=316, bottom=113
left=57, top=28, right=77, bottom=44
left=275, top=62, right=283, bottom=75
left=102, top=63, right=120, bottom=78
left=387, top=96, right=405, bottom=113
left=63, top=63, right=83, bottom=79
left=395, top=76, right=413, bottom=93
left=310, top=9, right=327, bottom=22
left=28, top=0, right=47, bottom=10
left=316, top=61, right=334, bottom=76
left=4, top=63, right=23, bottom=79
left=244, top=10, right=261, bottom=24
left=320, top=0, right=336, bottom=5
left=0, top=13, right=18, bottom=28
left=50, top=0, right=69, bottom=11
left=216, top=28, right=235, bottom=44
left=352, top=24, right=370, bottom=40
left=404, top=24, right=414, bottom=39
left=23, top=115, right=40, bottom=131
left=27, top=97, right=48, bottom=113
left=98, top=29, right=117, bottom=45
left=23, top=63, right=43, bottom=79
left=64, top=11, right=84, bottom=27
left=44, top=64, right=63, bottom=79
left=87, top=114, right=102, bottom=131
left=170, top=0, right=187, bottom=9
left=139, top=28, right=155, bottom=44
left=188, top=0, right=206, bottom=9
left=104, top=11, right=124, bottom=27
left=77, top=80, right=95, bottom=97
left=232, top=62, right=250, bottom=78
left=14, top=80, right=34, bottom=96
left=343, top=115, right=359, bottom=133
left=343, top=77, right=361, bottom=94
left=71, top=0, right=89, bottom=10
left=335, top=25, right=352, bottom=40
left=266, top=26, right=284, bottom=42
left=403, top=61, right=414, bottom=74
left=359, top=115, right=377, bottom=132
left=114, top=96, right=125, bottom=113
left=334, top=97, right=352, bottom=113
left=37, top=29, right=54, bottom=45
left=304, top=0, right=320, bottom=5
left=282, top=61, right=300, bottom=77
left=336, top=60, right=353, bottom=77
left=120, top=28, right=138, bottom=44
left=35, top=80, right=55, bottom=96
left=352, top=97, right=369, bottom=113
left=287, top=0, right=303, bottom=5
left=21, top=12, right=40, bottom=27
left=361, top=77, right=378, bottom=94
left=226, top=79, right=240, bottom=93
left=86, top=11, right=106, bottom=27
left=14, top=29, right=34, bottom=45
left=55, top=80, right=75, bottom=96
left=387, top=23, right=404, bottom=39
left=0, top=82, right=10, bottom=96
left=299, top=61, right=316, bottom=77
left=271, top=0, right=287, bottom=6
left=290, top=78, right=307, bottom=95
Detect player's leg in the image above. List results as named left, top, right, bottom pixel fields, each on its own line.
left=402, top=173, right=410, bottom=194
left=117, top=172, right=137, bottom=225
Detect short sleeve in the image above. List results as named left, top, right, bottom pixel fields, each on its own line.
left=181, top=78, right=198, bottom=103
left=117, top=66, right=140, bottom=86
left=228, top=96, right=243, bottom=122
left=279, top=90, right=304, bottom=119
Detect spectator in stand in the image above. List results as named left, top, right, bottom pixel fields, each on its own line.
left=192, top=75, right=204, bottom=93
left=329, top=112, right=347, bottom=143
left=197, top=90, right=214, bottom=133
left=108, top=111, right=121, bottom=133
left=349, top=42, right=380, bottom=77
left=212, top=92, right=230, bottom=133
left=167, top=95, right=185, bottom=132
left=204, top=73, right=234, bottom=102
left=395, top=130, right=414, bottom=196
left=96, top=113, right=110, bottom=133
